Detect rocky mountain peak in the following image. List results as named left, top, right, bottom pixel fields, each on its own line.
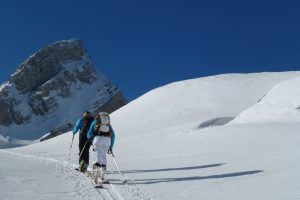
left=9, top=39, right=89, bottom=94
left=0, top=39, right=127, bottom=141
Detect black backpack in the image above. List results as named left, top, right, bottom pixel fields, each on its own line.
left=81, top=116, right=94, bottom=134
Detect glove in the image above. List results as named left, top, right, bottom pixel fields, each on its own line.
left=108, top=145, right=113, bottom=154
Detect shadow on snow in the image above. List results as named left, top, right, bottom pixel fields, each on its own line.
left=123, top=170, right=264, bottom=185
left=121, top=163, right=226, bottom=174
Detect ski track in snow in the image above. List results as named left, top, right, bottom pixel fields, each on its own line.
left=1, top=150, right=152, bottom=200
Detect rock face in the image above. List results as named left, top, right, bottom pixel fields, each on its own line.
left=0, top=39, right=127, bottom=140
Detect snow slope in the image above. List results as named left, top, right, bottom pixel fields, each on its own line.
left=230, top=75, right=300, bottom=124
left=114, top=72, right=300, bottom=125
left=2, top=72, right=300, bottom=200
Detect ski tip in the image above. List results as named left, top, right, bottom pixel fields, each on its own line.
left=102, top=180, right=110, bottom=184
left=94, top=185, right=104, bottom=189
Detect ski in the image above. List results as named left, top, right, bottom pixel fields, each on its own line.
left=94, top=184, right=104, bottom=189
left=74, top=168, right=106, bottom=189
left=93, top=180, right=104, bottom=189
left=93, top=179, right=110, bottom=189
left=102, top=180, right=110, bottom=184
left=73, top=166, right=127, bottom=190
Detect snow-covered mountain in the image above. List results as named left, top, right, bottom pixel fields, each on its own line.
left=2, top=71, right=300, bottom=200
left=0, top=39, right=126, bottom=144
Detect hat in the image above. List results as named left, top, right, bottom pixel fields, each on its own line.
left=83, top=111, right=90, bottom=117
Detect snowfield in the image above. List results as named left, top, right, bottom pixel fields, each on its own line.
left=1, top=72, right=300, bottom=200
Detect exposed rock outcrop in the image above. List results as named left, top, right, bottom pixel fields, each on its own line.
left=0, top=39, right=127, bottom=140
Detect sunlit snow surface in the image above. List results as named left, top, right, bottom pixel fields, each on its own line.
left=1, top=72, right=300, bottom=200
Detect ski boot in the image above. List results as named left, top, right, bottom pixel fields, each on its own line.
left=93, top=163, right=109, bottom=185
left=79, top=160, right=88, bottom=173
left=99, top=164, right=109, bottom=184
left=92, top=163, right=102, bottom=187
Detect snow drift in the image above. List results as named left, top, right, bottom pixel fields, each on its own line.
left=231, top=75, right=300, bottom=124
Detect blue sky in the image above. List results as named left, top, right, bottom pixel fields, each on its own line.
left=0, top=0, right=299, bottom=100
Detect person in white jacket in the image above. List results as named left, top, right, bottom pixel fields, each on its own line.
left=87, top=112, right=115, bottom=182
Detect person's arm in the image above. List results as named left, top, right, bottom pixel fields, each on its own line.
left=110, top=125, right=115, bottom=148
left=87, top=120, right=96, bottom=140
left=73, top=118, right=83, bottom=135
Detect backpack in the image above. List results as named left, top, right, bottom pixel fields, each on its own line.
left=95, top=112, right=110, bottom=133
left=81, top=116, right=94, bottom=134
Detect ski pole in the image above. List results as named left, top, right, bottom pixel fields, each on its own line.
left=111, top=152, right=127, bottom=183
left=66, top=134, right=74, bottom=167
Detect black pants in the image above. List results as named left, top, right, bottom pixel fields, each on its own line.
left=79, top=133, right=91, bottom=165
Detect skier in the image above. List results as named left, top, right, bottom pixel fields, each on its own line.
left=73, top=111, right=94, bottom=172
left=87, top=111, right=115, bottom=184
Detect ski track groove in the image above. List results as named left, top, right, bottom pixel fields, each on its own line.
left=1, top=150, right=118, bottom=200
left=105, top=172, right=154, bottom=200
left=0, top=150, right=152, bottom=200
left=106, top=183, right=124, bottom=200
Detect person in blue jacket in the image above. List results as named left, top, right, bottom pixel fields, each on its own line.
left=87, top=112, right=115, bottom=175
left=73, top=111, right=94, bottom=172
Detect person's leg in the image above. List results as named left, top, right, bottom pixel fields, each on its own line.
left=82, top=137, right=91, bottom=166
left=79, top=133, right=89, bottom=172
left=101, top=137, right=111, bottom=167
left=94, top=137, right=110, bottom=166
left=93, top=136, right=102, bottom=165
left=92, top=137, right=102, bottom=183
left=93, top=136, right=110, bottom=180
left=78, top=133, right=86, bottom=164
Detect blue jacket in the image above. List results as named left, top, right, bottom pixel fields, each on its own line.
left=73, top=118, right=84, bottom=135
left=87, top=120, right=115, bottom=148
